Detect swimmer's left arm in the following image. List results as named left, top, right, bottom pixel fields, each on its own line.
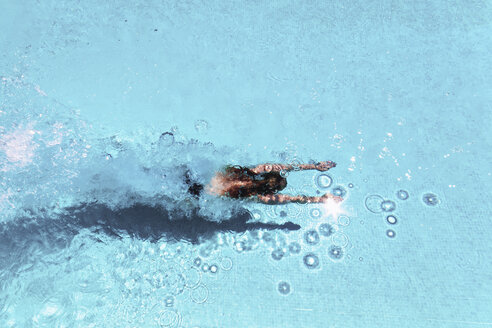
left=250, top=164, right=293, bottom=174
left=251, top=161, right=336, bottom=174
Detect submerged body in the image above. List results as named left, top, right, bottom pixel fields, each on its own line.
left=185, top=161, right=341, bottom=205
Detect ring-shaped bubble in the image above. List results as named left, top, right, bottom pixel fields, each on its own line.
left=328, top=245, right=344, bottom=260
left=271, top=248, right=285, bottom=261
left=365, top=194, right=384, bottom=213
left=158, top=310, right=181, bottom=328
left=386, top=229, right=396, bottom=238
left=183, top=266, right=201, bottom=289
left=288, top=242, right=301, bottom=255
left=316, top=174, right=333, bottom=189
left=286, top=203, right=302, bottom=218
left=396, top=189, right=409, bottom=200
left=332, top=186, right=347, bottom=197
left=164, top=295, right=175, bottom=308
left=159, top=132, right=175, bottom=147
left=220, top=257, right=233, bottom=271
left=303, top=253, right=320, bottom=269
left=318, top=223, right=335, bottom=237
left=304, top=230, right=320, bottom=245
left=423, top=193, right=440, bottom=206
left=190, top=284, right=209, bottom=304
left=386, top=215, right=397, bottom=225
left=277, top=281, right=291, bottom=295
left=331, top=232, right=349, bottom=248
left=381, top=200, right=396, bottom=212
left=338, top=215, right=350, bottom=226
left=310, top=208, right=322, bottom=219
left=209, top=264, right=218, bottom=274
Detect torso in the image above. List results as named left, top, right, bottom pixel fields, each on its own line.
left=206, top=173, right=254, bottom=196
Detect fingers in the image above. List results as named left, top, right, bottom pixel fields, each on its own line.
left=316, top=161, right=337, bottom=171
left=322, top=193, right=343, bottom=203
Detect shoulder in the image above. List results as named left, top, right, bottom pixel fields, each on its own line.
left=224, top=165, right=254, bottom=176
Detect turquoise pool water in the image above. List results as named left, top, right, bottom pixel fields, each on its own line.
left=1, top=1, right=491, bottom=327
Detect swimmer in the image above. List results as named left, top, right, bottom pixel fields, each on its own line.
left=185, top=161, right=342, bottom=205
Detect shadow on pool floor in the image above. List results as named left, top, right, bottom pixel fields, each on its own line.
left=0, top=202, right=300, bottom=268
left=68, top=202, right=300, bottom=243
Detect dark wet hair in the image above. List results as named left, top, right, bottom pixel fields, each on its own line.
left=223, top=165, right=287, bottom=198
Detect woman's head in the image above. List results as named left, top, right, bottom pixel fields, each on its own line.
left=222, top=166, right=287, bottom=198
left=264, top=172, right=287, bottom=193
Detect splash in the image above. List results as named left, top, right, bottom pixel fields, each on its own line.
left=0, top=76, right=246, bottom=223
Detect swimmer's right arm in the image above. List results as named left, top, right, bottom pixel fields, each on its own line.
left=256, top=193, right=342, bottom=204
left=250, top=161, right=336, bottom=174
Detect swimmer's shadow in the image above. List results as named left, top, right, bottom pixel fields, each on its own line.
left=69, top=203, right=300, bottom=244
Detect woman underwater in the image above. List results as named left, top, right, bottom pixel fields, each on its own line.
left=184, top=161, right=342, bottom=205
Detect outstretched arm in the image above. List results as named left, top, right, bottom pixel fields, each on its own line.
left=250, top=161, right=336, bottom=174
left=256, top=193, right=342, bottom=205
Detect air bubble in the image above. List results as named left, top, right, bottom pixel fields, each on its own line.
left=332, top=186, right=346, bottom=197
left=304, top=230, right=320, bottom=245
left=220, top=257, right=233, bottom=271
left=338, top=215, right=350, bottom=226
left=191, top=284, right=209, bottom=304
left=285, top=203, right=302, bottom=218
left=365, top=194, right=384, bottom=213
left=316, top=174, right=333, bottom=189
left=164, top=295, right=175, bottom=307
left=331, top=233, right=349, bottom=248
left=303, top=253, right=320, bottom=269
left=194, top=120, right=209, bottom=133
left=288, top=242, right=301, bottom=255
left=423, top=193, right=440, bottom=206
left=386, top=215, right=397, bottom=225
left=183, top=267, right=201, bottom=289
left=158, top=309, right=180, bottom=327
left=381, top=200, right=396, bottom=212
left=201, top=263, right=209, bottom=272
left=386, top=229, right=396, bottom=238
left=271, top=248, right=285, bottom=261
left=328, top=245, right=344, bottom=260
left=209, top=264, right=218, bottom=274
left=348, top=183, right=354, bottom=188
left=193, top=257, right=202, bottom=267
left=318, top=223, right=335, bottom=237
left=396, top=189, right=409, bottom=200
left=310, top=208, right=322, bottom=219
left=159, top=132, right=174, bottom=147
left=277, top=281, right=291, bottom=295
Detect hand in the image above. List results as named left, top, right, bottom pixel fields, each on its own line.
left=315, top=161, right=336, bottom=171
left=320, top=193, right=343, bottom=203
